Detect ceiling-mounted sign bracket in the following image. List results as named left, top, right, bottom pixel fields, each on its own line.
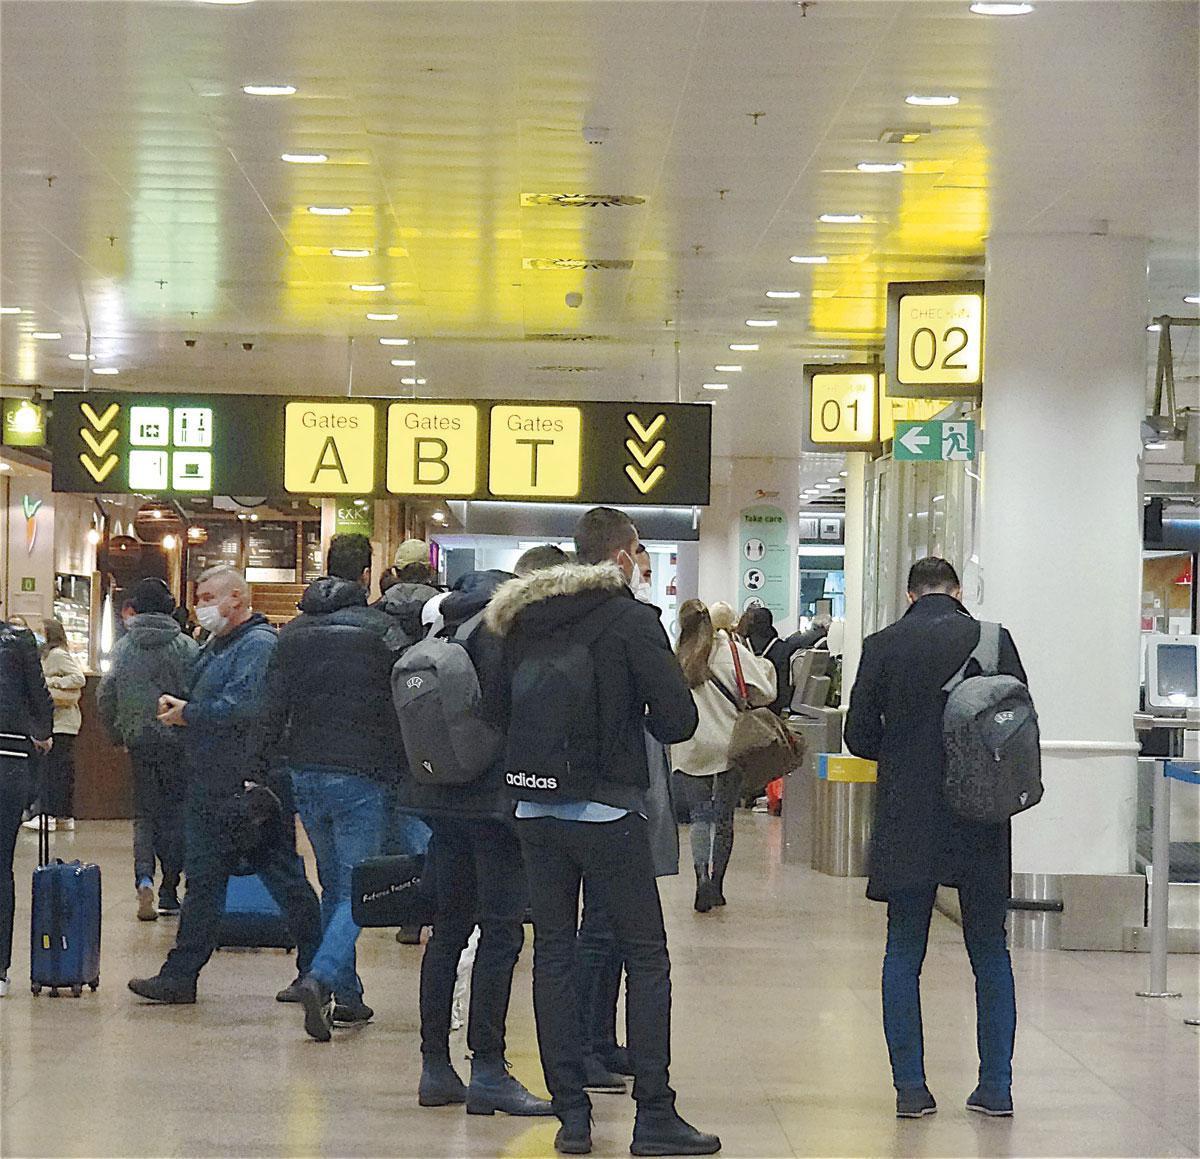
left=885, top=279, right=985, bottom=399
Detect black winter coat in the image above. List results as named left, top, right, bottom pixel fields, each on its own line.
left=0, top=621, right=53, bottom=744
left=844, top=593, right=1028, bottom=902
left=262, top=577, right=401, bottom=782
left=485, top=562, right=699, bottom=810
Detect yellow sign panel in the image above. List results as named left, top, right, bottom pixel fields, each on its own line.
left=809, top=372, right=878, bottom=445
left=488, top=405, right=582, bottom=498
left=896, top=291, right=983, bottom=388
left=387, top=403, right=478, bottom=495
left=284, top=402, right=376, bottom=494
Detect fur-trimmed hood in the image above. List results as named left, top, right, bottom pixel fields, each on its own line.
left=484, top=561, right=629, bottom=637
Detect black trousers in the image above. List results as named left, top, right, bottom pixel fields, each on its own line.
left=420, top=817, right=527, bottom=1064
left=576, top=897, right=623, bottom=1058
left=0, top=756, right=31, bottom=975
left=162, top=784, right=321, bottom=983
left=42, top=734, right=76, bottom=819
left=517, top=814, right=674, bottom=1115
left=130, top=740, right=186, bottom=894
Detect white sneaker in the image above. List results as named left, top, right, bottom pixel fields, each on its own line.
left=21, top=816, right=54, bottom=831
left=0, top=973, right=10, bottom=998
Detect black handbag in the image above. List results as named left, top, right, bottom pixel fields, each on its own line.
left=351, top=854, right=432, bottom=928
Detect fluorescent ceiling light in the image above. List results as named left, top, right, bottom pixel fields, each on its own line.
left=1147, top=323, right=1162, bottom=332
left=702, top=383, right=730, bottom=391
left=243, top=84, right=295, bottom=96
left=839, top=470, right=848, bottom=477
left=819, top=213, right=864, bottom=224
left=351, top=283, right=386, bottom=293
left=1185, top=295, right=1199, bottom=305
left=745, top=319, right=778, bottom=328
left=390, top=359, right=417, bottom=367
left=400, top=377, right=426, bottom=386
left=789, top=255, right=828, bottom=264
left=816, top=482, right=834, bottom=490
left=970, top=2, right=1034, bottom=13
left=331, top=248, right=371, bottom=258
left=379, top=337, right=409, bottom=345
left=856, top=161, right=906, bottom=173
left=906, top=94, right=959, bottom=107
left=826, top=477, right=841, bottom=483
left=368, top=313, right=400, bottom=322
left=713, top=365, right=742, bottom=373
left=282, top=152, right=327, bottom=164
left=68, top=353, right=96, bottom=361
left=766, top=290, right=802, bottom=299
left=92, top=367, right=119, bottom=375
left=729, top=343, right=759, bottom=351
left=0, top=306, right=22, bottom=314
left=308, top=205, right=351, bottom=216
left=1144, top=441, right=1168, bottom=451
left=32, top=332, right=62, bottom=340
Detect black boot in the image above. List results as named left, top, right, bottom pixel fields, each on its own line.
left=466, top=1057, right=554, bottom=1116
left=418, top=1056, right=467, bottom=1106
left=631, top=1101, right=721, bottom=1156
left=297, top=974, right=334, bottom=1042
left=555, top=1106, right=593, bottom=1155
left=693, top=868, right=714, bottom=913
left=710, top=873, right=726, bottom=907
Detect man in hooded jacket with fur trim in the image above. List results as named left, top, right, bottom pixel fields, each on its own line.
left=485, top=506, right=719, bottom=1158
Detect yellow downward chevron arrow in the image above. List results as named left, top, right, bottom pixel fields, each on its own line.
left=626, top=413, right=665, bottom=443
left=80, top=401, right=120, bottom=431
left=80, top=453, right=118, bottom=483
left=81, top=428, right=118, bottom=457
left=625, top=438, right=665, bottom=470
left=625, top=464, right=665, bottom=494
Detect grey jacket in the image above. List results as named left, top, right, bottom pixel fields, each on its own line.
left=96, top=613, right=199, bottom=747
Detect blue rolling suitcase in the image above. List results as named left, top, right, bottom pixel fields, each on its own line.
left=216, top=872, right=296, bottom=951
left=30, top=815, right=101, bottom=997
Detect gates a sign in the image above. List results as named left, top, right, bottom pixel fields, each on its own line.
left=51, top=392, right=711, bottom=506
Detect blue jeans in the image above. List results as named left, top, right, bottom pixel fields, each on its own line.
left=882, top=881, right=1016, bottom=1093
left=381, top=797, right=431, bottom=858
left=290, top=767, right=387, bottom=1001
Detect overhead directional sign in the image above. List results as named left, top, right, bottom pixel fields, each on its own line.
left=51, top=392, right=711, bottom=506
left=803, top=364, right=883, bottom=452
left=886, top=280, right=985, bottom=399
left=893, top=419, right=976, bottom=462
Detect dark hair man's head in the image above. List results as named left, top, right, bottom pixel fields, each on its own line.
left=514, top=544, right=569, bottom=577
left=574, top=506, right=639, bottom=577
left=394, top=561, right=435, bottom=585
left=906, top=557, right=961, bottom=602
left=128, top=577, right=175, bottom=616
left=328, top=533, right=373, bottom=586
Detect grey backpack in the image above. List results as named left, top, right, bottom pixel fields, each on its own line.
left=391, top=612, right=502, bottom=786
left=942, top=622, right=1043, bottom=824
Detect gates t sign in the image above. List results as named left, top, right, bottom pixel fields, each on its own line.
left=51, top=392, right=712, bottom=506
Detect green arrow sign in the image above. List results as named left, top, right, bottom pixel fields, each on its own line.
left=894, top=419, right=976, bottom=462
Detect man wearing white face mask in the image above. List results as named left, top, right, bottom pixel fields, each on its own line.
left=128, top=565, right=321, bottom=1006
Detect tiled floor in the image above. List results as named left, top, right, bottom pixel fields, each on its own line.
left=1, top=816, right=1197, bottom=1159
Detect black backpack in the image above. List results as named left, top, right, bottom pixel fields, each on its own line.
left=504, top=602, right=629, bottom=803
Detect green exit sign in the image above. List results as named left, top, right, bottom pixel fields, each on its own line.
left=894, top=419, right=976, bottom=462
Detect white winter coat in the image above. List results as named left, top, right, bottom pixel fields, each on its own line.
left=672, top=631, right=776, bottom=779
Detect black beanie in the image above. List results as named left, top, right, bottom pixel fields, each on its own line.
left=128, top=577, right=175, bottom=616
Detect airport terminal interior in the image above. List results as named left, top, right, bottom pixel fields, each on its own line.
left=1, top=2, right=1199, bottom=1158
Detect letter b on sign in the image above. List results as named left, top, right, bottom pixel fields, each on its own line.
left=284, top=402, right=376, bottom=494
left=387, top=404, right=478, bottom=495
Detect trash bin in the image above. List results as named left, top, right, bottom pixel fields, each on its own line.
left=782, top=708, right=842, bottom=866
left=811, top=754, right=877, bottom=877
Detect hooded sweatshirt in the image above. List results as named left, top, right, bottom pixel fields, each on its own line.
left=485, top=561, right=698, bottom=811
left=374, top=581, right=439, bottom=653
left=261, top=576, right=401, bottom=782
left=96, top=612, right=199, bottom=747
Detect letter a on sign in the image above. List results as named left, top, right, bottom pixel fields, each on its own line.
left=284, top=402, right=376, bottom=494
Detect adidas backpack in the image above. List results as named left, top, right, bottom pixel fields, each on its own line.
left=942, top=621, right=1043, bottom=824
left=391, top=611, right=502, bottom=786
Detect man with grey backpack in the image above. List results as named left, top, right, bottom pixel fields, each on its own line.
left=845, top=557, right=1038, bottom=1122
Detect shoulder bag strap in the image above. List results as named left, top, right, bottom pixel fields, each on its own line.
left=728, top=638, right=750, bottom=706
left=942, top=620, right=1002, bottom=693
left=708, top=675, right=743, bottom=711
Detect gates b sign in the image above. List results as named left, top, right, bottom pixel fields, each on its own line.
left=387, top=403, right=478, bottom=495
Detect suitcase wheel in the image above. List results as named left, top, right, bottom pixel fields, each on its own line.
left=49, top=987, right=60, bottom=998
left=89, top=979, right=99, bottom=991
left=31, top=983, right=41, bottom=996
left=71, top=984, right=83, bottom=998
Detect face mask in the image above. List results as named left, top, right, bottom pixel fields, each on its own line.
left=619, top=551, right=652, bottom=602
left=195, top=603, right=228, bottom=635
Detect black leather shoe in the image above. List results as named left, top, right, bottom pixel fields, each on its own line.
left=332, top=1000, right=374, bottom=1025
left=466, top=1059, right=554, bottom=1116
left=127, top=974, right=196, bottom=1004
left=896, top=1086, right=938, bottom=1118
left=297, top=974, right=333, bottom=1042
left=555, top=1107, right=593, bottom=1155
left=966, top=1086, right=1013, bottom=1117
left=275, top=975, right=304, bottom=1003
left=418, top=1058, right=467, bottom=1107
left=631, top=1105, right=721, bottom=1156
left=583, top=1054, right=627, bottom=1093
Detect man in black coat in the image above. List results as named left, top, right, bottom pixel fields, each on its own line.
left=845, top=557, right=1028, bottom=1120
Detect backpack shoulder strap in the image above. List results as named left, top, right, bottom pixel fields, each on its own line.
left=453, top=609, right=487, bottom=643
left=942, top=620, right=1002, bottom=693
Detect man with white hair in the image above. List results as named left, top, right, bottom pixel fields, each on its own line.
left=128, top=565, right=321, bottom=1005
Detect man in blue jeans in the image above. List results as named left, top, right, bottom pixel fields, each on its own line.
left=262, top=534, right=397, bottom=1041
left=845, top=557, right=1028, bottom=1120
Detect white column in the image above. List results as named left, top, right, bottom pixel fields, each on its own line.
left=979, top=233, right=1147, bottom=875
left=839, top=451, right=869, bottom=691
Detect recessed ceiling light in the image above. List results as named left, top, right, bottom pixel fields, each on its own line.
left=0, top=306, right=22, bottom=314
left=32, top=332, right=62, bottom=340
left=856, top=161, right=906, bottom=173
left=702, top=383, right=730, bottom=391
left=1185, top=295, right=1200, bottom=305
left=816, top=482, right=834, bottom=490
left=282, top=152, right=327, bottom=164
left=331, top=248, right=371, bottom=258
left=379, top=337, right=410, bottom=346
left=827, top=477, right=841, bottom=483
left=368, top=313, right=400, bottom=322
left=906, top=94, right=959, bottom=107
left=243, top=84, right=296, bottom=96
left=713, top=365, right=743, bottom=373
left=1147, top=323, right=1162, bottom=332
left=390, top=359, right=417, bottom=367
left=351, top=283, right=386, bottom=292
left=68, top=353, right=96, bottom=361
left=789, top=255, right=828, bottom=264
left=819, top=213, right=865, bottom=224
left=839, top=470, right=848, bottom=477
left=92, top=367, right=119, bottom=375
left=766, top=290, right=802, bottom=299
left=308, top=205, right=352, bottom=216
left=970, top=2, right=1034, bottom=14
left=746, top=319, right=778, bottom=328
left=729, top=343, right=759, bottom=351
left=400, top=377, right=427, bottom=386
left=431, top=511, right=447, bottom=523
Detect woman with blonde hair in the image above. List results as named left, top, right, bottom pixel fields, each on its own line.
left=672, top=599, right=776, bottom=912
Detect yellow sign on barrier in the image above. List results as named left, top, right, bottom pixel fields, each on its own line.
left=817, top=754, right=878, bottom=783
